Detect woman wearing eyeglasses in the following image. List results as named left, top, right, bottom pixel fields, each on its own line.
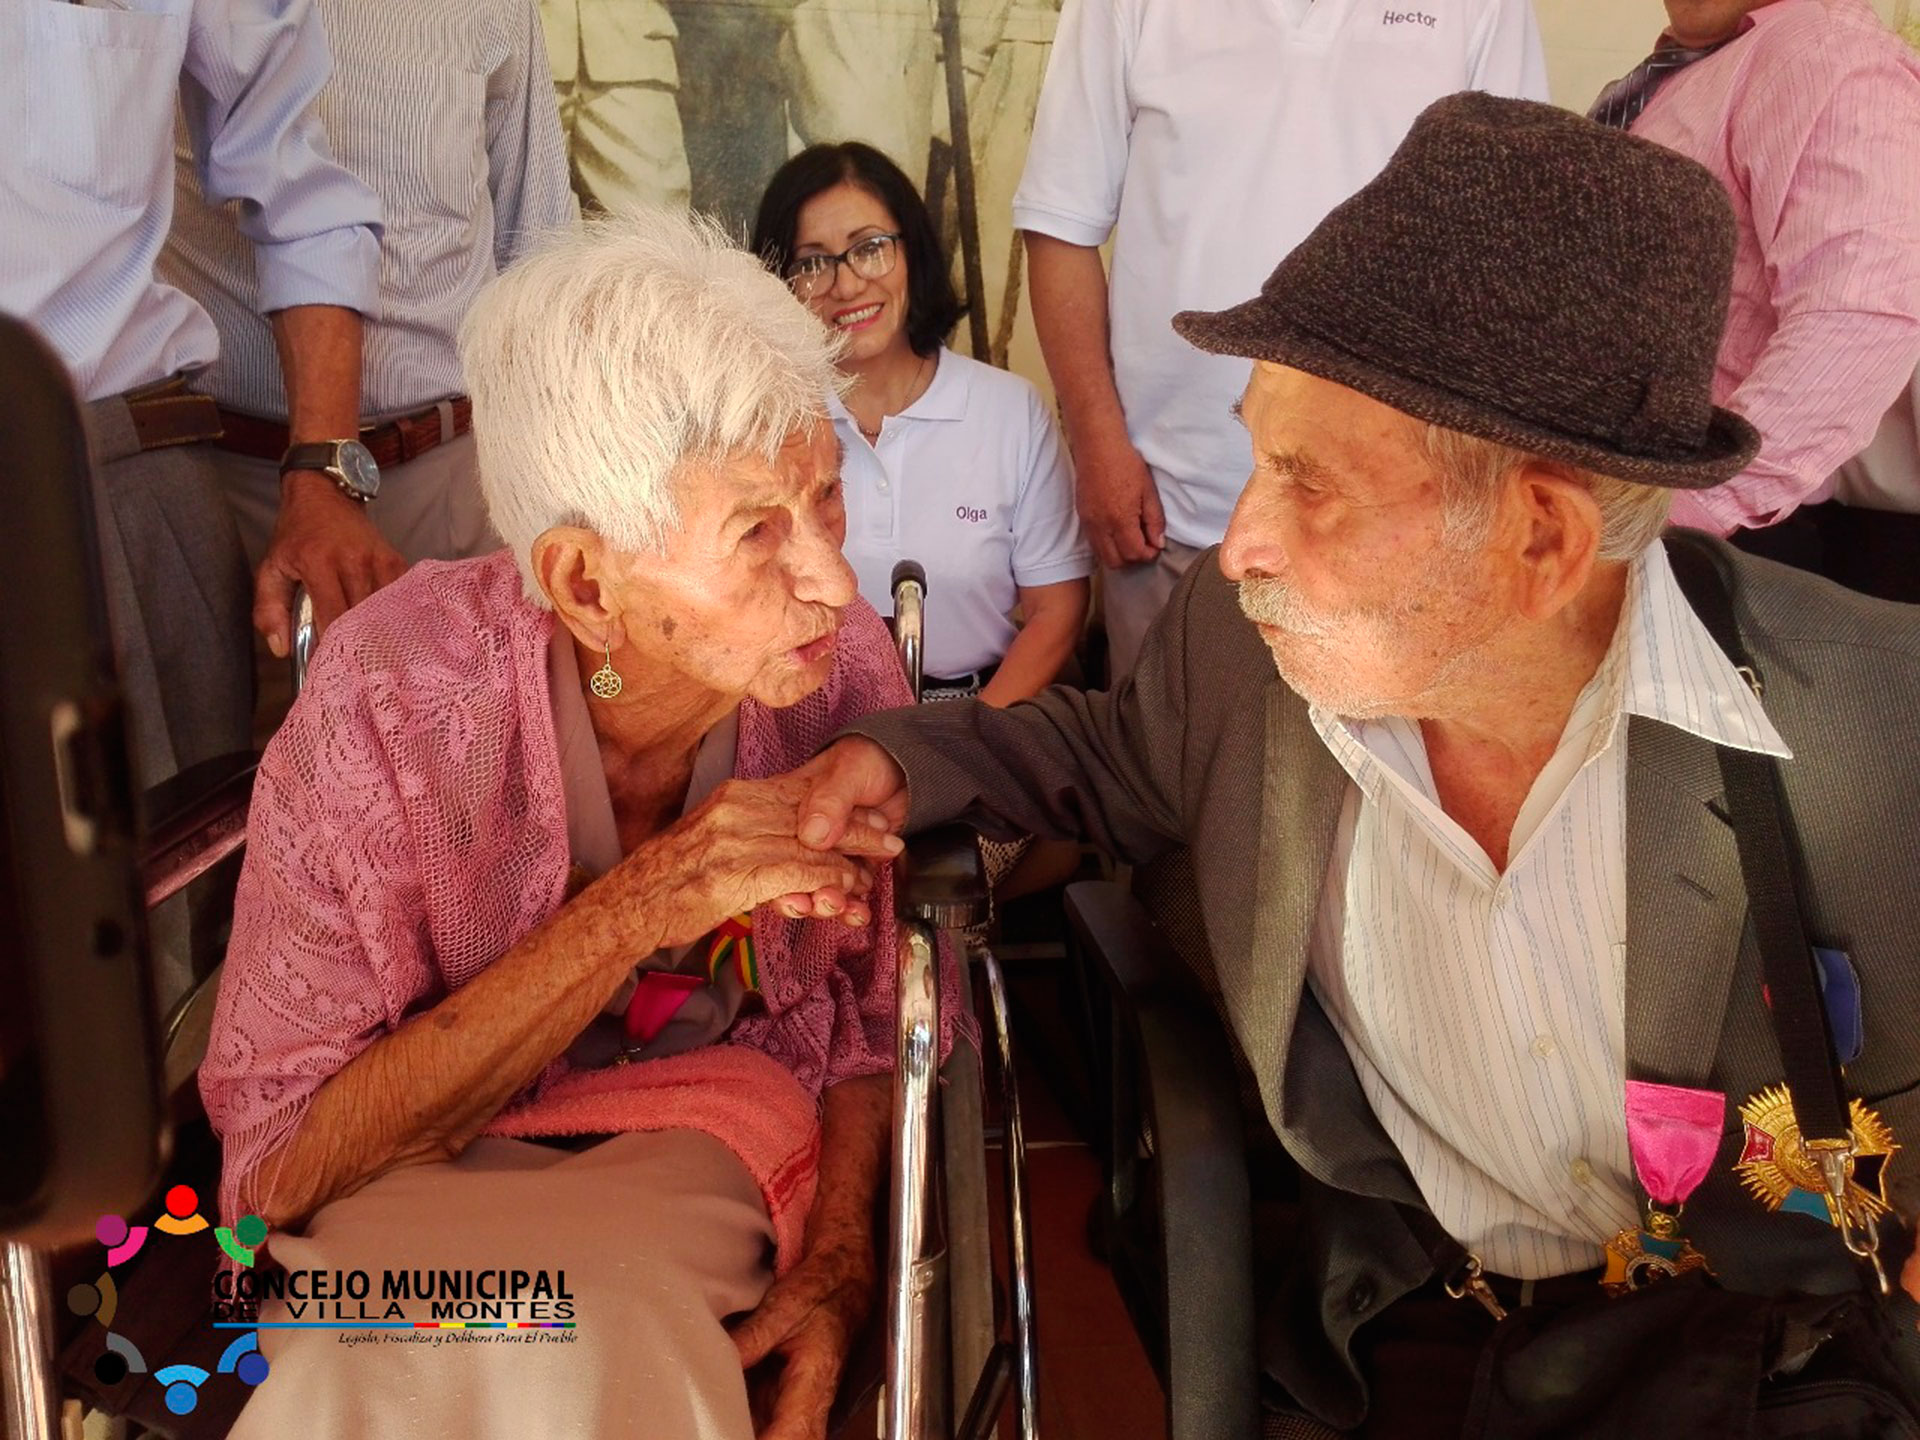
left=751, top=143, right=1092, bottom=706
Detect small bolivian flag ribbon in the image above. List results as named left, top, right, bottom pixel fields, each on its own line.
left=707, top=912, right=759, bottom=994
left=1734, top=1084, right=1897, bottom=1231
left=1601, top=1080, right=1723, bottom=1295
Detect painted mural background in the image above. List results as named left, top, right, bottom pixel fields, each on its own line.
left=537, top=0, right=1056, bottom=371
left=538, top=0, right=1916, bottom=388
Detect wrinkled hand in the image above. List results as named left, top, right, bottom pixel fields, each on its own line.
left=1075, top=429, right=1165, bottom=569
left=792, top=739, right=909, bottom=856
left=732, top=1233, right=876, bottom=1440
left=255, top=472, right=407, bottom=657
left=624, top=772, right=902, bottom=949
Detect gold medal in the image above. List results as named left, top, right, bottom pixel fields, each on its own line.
left=1601, top=1208, right=1711, bottom=1295
left=1734, top=1085, right=1897, bottom=1230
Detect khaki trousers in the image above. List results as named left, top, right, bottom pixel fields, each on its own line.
left=1099, top=536, right=1204, bottom=683
left=232, top=1130, right=776, bottom=1440
left=211, top=430, right=498, bottom=573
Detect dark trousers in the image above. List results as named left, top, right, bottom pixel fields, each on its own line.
left=1347, top=1273, right=1602, bottom=1439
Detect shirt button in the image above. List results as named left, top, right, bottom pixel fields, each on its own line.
left=1530, top=1035, right=1557, bottom=1059
left=1570, top=1158, right=1594, bottom=1186
left=876, top=477, right=890, bottom=491
left=1347, top=1276, right=1376, bottom=1315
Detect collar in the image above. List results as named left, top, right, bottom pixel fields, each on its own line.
left=827, top=347, right=969, bottom=429
left=1612, top=538, right=1790, bottom=761
left=1306, top=540, right=1789, bottom=786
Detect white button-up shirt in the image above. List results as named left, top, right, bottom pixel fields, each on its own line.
left=1305, top=542, right=1790, bottom=1278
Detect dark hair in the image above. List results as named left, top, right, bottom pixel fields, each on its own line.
left=750, top=142, right=965, bottom=358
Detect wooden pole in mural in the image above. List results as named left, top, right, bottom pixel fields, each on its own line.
left=938, top=0, right=993, bottom=361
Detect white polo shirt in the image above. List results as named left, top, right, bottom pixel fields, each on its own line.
left=830, top=348, right=1093, bottom=679
left=1012, top=0, right=1548, bottom=550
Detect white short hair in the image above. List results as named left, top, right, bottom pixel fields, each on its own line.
left=458, top=208, right=845, bottom=603
left=1421, top=425, right=1673, bottom=562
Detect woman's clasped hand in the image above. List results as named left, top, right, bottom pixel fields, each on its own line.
left=616, top=773, right=904, bottom=945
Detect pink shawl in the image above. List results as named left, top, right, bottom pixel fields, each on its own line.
left=200, top=552, right=957, bottom=1273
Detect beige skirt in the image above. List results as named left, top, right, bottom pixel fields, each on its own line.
left=230, top=1130, right=775, bottom=1440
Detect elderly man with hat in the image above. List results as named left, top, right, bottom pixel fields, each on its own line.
left=795, top=92, right=1920, bottom=1436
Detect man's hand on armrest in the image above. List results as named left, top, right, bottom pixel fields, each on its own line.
left=795, top=738, right=909, bottom=853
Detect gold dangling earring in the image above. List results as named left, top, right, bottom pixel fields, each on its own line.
left=589, top=638, right=623, bottom=700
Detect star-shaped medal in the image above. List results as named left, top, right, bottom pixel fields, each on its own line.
left=1734, top=1085, right=1897, bottom=1230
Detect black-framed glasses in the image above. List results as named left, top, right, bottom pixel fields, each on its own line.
left=784, top=233, right=903, bottom=302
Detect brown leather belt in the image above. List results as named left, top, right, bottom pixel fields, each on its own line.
left=122, top=375, right=224, bottom=453
left=214, top=396, right=473, bottom=472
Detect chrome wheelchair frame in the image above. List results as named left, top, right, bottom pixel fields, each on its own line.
left=885, top=560, right=1039, bottom=1440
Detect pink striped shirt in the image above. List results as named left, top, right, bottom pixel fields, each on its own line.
left=1630, top=0, right=1920, bottom=535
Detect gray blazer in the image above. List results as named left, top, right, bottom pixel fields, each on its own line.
left=855, top=536, right=1920, bottom=1426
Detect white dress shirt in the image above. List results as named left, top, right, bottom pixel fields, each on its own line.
left=1010, top=0, right=1547, bottom=550
left=0, top=0, right=381, bottom=402
left=162, top=0, right=576, bottom=420
left=1305, top=542, right=1789, bottom=1278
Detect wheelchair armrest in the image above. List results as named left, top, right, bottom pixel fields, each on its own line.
left=140, top=750, right=256, bottom=909
left=897, top=824, right=990, bottom=930
left=1065, top=879, right=1259, bottom=1440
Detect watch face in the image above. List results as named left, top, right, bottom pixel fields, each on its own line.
left=336, top=441, right=381, bottom=500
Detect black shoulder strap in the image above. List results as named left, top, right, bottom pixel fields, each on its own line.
left=1392, top=535, right=1858, bottom=1292
left=1662, top=532, right=1851, bottom=1147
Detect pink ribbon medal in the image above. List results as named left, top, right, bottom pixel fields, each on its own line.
left=1600, top=1080, right=1725, bottom=1295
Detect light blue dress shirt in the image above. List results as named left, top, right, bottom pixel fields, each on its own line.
left=161, top=0, right=576, bottom=419
left=0, top=0, right=382, bottom=402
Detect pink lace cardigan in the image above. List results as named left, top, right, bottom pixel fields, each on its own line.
left=200, top=552, right=952, bottom=1272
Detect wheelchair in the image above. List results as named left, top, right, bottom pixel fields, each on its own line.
left=881, top=559, right=1039, bottom=1440
left=0, top=324, right=1038, bottom=1440
left=1063, top=856, right=1342, bottom=1440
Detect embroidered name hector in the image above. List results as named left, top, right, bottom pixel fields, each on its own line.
left=1383, top=9, right=1437, bottom=25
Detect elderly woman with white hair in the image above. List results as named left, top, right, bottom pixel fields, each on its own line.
left=199, top=210, right=953, bottom=1439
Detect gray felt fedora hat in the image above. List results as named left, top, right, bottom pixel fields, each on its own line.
left=1174, top=92, right=1760, bottom=489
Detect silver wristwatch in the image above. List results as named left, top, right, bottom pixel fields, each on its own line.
left=279, top=439, right=381, bottom=504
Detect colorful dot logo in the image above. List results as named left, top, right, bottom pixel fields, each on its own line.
left=153, top=1183, right=210, bottom=1235
left=215, top=1212, right=269, bottom=1268
left=73, top=1188, right=272, bottom=1404
left=97, top=1213, right=148, bottom=1267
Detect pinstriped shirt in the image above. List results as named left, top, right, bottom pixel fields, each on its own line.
left=0, top=0, right=380, bottom=403
left=1304, top=542, right=1790, bottom=1278
left=160, top=0, right=575, bottom=420
left=1629, top=0, right=1920, bottom=535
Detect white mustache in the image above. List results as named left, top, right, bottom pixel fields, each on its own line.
left=1236, top=576, right=1335, bottom=637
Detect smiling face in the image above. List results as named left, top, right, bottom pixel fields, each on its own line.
left=791, top=181, right=913, bottom=367
left=601, top=419, right=857, bottom=710
left=1219, top=363, right=1521, bottom=718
